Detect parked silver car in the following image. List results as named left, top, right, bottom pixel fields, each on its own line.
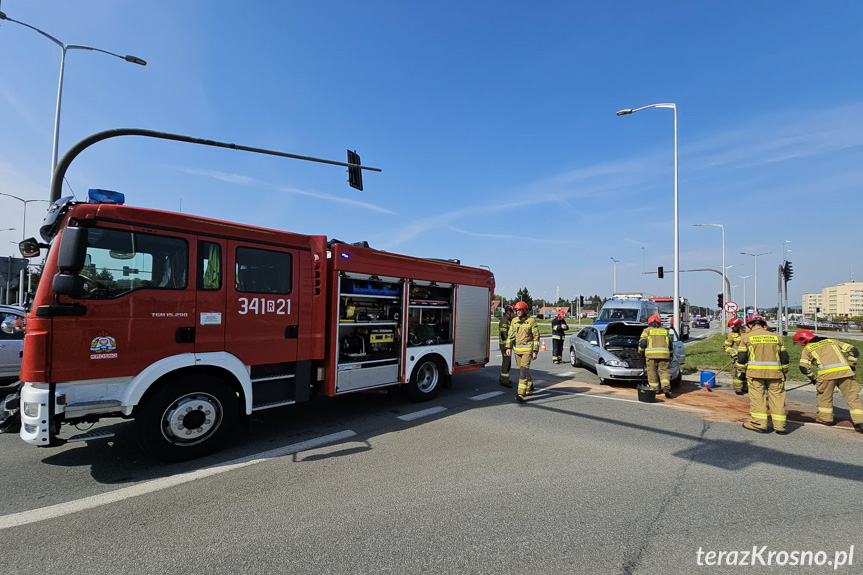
left=569, top=321, right=685, bottom=386
left=0, top=305, right=26, bottom=383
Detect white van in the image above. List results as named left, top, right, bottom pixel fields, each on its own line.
left=594, top=299, right=660, bottom=325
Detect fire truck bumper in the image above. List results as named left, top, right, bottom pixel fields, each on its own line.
left=20, top=383, right=54, bottom=446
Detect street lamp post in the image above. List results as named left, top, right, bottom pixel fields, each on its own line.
left=735, top=275, right=753, bottom=319
left=617, top=103, right=679, bottom=335
left=694, top=223, right=725, bottom=334
left=0, top=193, right=51, bottom=241
left=610, top=257, right=619, bottom=294
left=740, top=252, right=771, bottom=315
left=0, top=10, right=146, bottom=194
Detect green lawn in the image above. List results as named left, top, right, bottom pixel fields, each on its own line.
left=684, top=334, right=863, bottom=384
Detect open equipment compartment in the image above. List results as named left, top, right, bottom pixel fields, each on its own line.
left=336, top=272, right=403, bottom=393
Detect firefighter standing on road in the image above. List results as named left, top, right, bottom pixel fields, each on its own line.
left=638, top=315, right=674, bottom=398
left=506, top=301, right=540, bottom=402
left=738, top=315, right=790, bottom=434
left=498, top=305, right=515, bottom=387
left=724, top=317, right=749, bottom=395
left=793, top=329, right=863, bottom=432
left=551, top=310, right=569, bottom=364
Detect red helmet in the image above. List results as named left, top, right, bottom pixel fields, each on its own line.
left=557, top=311, right=566, bottom=319
left=513, top=301, right=529, bottom=311
left=504, top=304, right=514, bottom=313
left=793, top=329, right=815, bottom=346
left=728, top=317, right=744, bottom=329
left=747, top=315, right=766, bottom=326
left=647, top=315, right=661, bottom=325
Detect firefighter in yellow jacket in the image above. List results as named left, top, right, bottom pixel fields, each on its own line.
left=793, top=329, right=862, bottom=432
left=551, top=310, right=569, bottom=364
left=638, top=315, right=673, bottom=398
left=737, top=315, right=790, bottom=434
left=498, top=305, right=515, bottom=387
left=506, top=301, right=540, bottom=402
left=724, top=317, right=749, bottom=395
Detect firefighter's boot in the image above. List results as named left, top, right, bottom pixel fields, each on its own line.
left=662, top=386, right=672, bottom=399
left=525, top=382, right=535, bottom=396
left=743, top=421, right=771, bottom=434
left=516, top=382, right=528, bottom=402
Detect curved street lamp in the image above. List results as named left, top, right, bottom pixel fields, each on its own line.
left=0, top=192, right=51, bottom=241
left=617, top=103, right=680, bottom=334
left=694, top=223, right=726, bottom=333
left=610, top=257, right=619, bottom=294
left=0, top=10, right=146, bottom=194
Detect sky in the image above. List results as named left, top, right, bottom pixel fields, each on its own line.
left=1, top=1, right=862, bottom=312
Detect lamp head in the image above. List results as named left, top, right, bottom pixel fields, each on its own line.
left=125, top=55, right=147, bottom=66
left=616, top=109, right=633, bottom=116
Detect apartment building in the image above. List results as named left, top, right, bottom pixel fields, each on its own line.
left=802, top=282, right=863, bottom=317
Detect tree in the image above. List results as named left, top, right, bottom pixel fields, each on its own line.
left=516, top=287, right=533, bottom=311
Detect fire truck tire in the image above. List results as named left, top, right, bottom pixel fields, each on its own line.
left=136, top=375, right=239, bottom=462
left=407, top=357, right=443, bottom=401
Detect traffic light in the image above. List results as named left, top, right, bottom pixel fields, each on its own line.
left=579, top=295, right=585, bottom=306
left=347, top=149, right=363, bottom=191
left=657, top=266, right=664, bottom=279
left=717, top=293, right=724, bottom=308
left=783, top=261, right=793, bottom=282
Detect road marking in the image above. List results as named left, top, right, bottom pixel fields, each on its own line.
left=556, top=371, right=576, bottom=377
left=471, top=391, right=505, bottom=401
left=544, top=388, right=710, bottom=413
left=397, top=406, right=447, bottom=421
left=0, top=429, right=357, bottom=531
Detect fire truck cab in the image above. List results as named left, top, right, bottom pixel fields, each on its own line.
left=18, top=192, right=493, bottom=461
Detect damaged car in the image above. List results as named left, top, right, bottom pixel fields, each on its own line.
left=569, top=321, right=685, bottom=386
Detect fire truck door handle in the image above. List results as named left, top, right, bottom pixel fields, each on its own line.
left=284, top=325, right=298, bottom=339
left=175, top=327, right=196, bottom=344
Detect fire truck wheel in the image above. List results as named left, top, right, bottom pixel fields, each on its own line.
left=136, top=376, right=239, bottom=462
left=407, top=357, right=443, bottom=401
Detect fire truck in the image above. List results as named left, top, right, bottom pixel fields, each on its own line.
left=649, top=296, right=691, bottom=340
left=16, top=131, right=494, bottom=461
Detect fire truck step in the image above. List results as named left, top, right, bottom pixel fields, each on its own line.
left=251, top=374, right=296, bottom=383
left=252, top=399, right=297, bottom=411
left=66, top=430, right=116, bottom=443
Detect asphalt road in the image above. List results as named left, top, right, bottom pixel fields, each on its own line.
left=2, top=341, right=862, bottom=575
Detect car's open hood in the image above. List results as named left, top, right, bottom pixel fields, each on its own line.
left=603, top=321, right=648, bottom=338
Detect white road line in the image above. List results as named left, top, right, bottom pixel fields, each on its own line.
left=0, top=429, right=357, bottom=531
left=556, top=371, right=577, bottom=377
left=398, top=406, right=447, bottom=421
left=470, top=391, right=505, bottom=401
left=544, top=388, right=710, bottom=413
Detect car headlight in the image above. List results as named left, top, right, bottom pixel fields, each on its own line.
left=605, top=359, right=629, bottom=368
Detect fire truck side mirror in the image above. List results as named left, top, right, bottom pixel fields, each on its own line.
left=53, top=273, right=85, bottom=297
left=57, top=227, right=89, bottom=273
left=19, top=237, right=42, bottom=258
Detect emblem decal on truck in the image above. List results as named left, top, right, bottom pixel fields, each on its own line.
left=90, top=330, right=118, bottom=359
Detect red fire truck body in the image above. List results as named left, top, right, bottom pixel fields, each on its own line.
left=19, top=198, right=493, bottom=460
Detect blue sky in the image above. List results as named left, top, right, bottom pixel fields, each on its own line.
left=1, top=1, right=862, bottom=312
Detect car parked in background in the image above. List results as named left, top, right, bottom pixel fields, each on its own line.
left=0, top=305, right=26, bottom=383
left=569, top=321, right=685, bottom=386
left=693, top=317, right=710, bottom=328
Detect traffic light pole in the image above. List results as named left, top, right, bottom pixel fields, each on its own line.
left=778, top=264, right=784, bottom=336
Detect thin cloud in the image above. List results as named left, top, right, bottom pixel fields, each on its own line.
left=449, top=226, right=581, bottom=245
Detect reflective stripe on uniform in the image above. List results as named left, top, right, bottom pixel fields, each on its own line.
left=818, top=407, right=833, bottom=413
left=772, top=414, right=787, bottom=421
left=513, top=345, right=533, bottom=352
left=751, top=412, right=769, bottom=420
left=817, top=363, right=851, bottom=374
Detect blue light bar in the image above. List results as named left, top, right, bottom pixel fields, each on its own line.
left=88, top=189, right=125, bottom=205
left=340, top=252, right=350, bottom=259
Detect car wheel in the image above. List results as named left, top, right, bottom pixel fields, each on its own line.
left=407, top=356, right=442, bottom=401
left=569, top=347, right=580, bottom=367
left=136, top=374, right=239, bottom=462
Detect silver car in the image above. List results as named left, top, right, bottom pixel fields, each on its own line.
left=0, top=305, right=26, bottom=383
left=569, top=321, right=685, bottom=386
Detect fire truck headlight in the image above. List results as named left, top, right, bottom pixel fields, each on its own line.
left=22, top=401, right=40, bottom=418
left=23, top=423, right=38, bottom=434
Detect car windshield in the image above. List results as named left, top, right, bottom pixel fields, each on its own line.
left=598, top=308, right=639, bottom=321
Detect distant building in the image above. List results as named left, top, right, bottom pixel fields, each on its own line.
left=803, top=282, right=863, bottom=317
left=540, top=306, right=570, bottom=319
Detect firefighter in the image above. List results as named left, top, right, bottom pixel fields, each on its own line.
left=793, top=329, right=863, bottom=431
left=638, top=315, right=673, bottom=398
left=498, top=305, right=515, bottom=387
left=737, top=315, right=790, bottom=434
left=506, top=301, right=540, bottom=402
left=550, top=310, right=569, bottom=364
left=724, top=317, right=749, bottom=395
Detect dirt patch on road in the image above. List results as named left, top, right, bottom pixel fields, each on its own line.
left=545, top=371, right=855, bottom=431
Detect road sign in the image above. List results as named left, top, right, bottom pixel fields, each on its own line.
left=724, top=301, right=739, bottom=313
left=736, top=311, right=745, bottom=319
